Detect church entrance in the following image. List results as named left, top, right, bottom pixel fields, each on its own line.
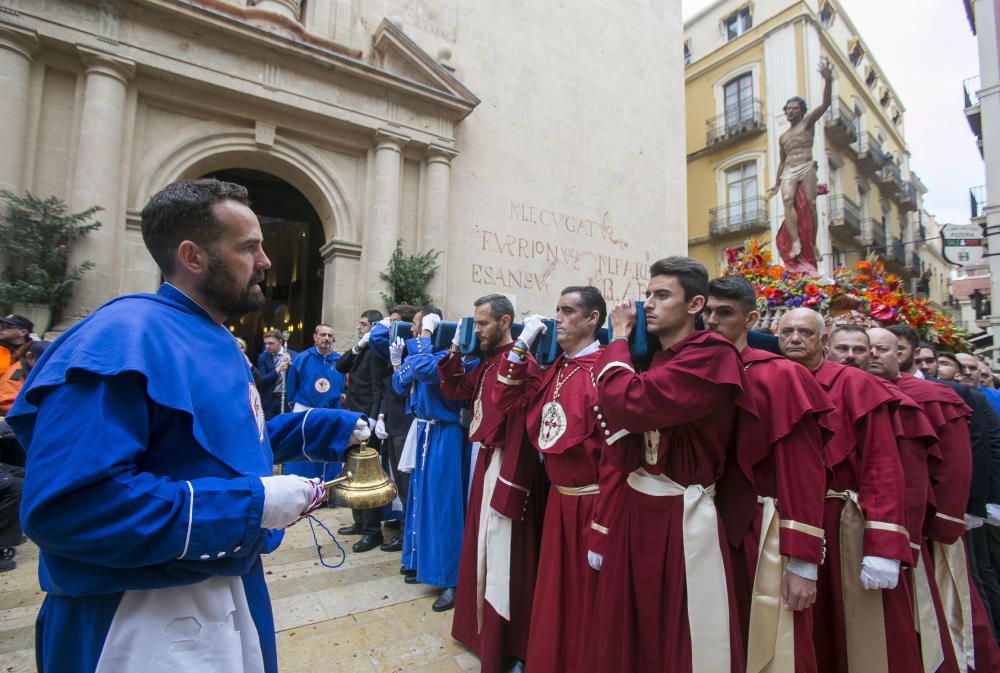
left=202, top=168, right=325, bottom=357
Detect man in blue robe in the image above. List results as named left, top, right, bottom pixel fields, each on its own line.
left=9, top=178, right=368, bottom=673
left=284, top=323, right=346, bottom=479
left=391, top=306, right=471, bottom=612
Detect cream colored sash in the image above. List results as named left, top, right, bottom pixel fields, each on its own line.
left=912, top=558, right=946, bottom=673
left=746, top=497, right=796, bottom=673
left=627, top=468, right=730, bottom=673
left=476, top=446, right=512, bottom=629
left=933, top=540, right=974, bottom=672
left=825, top=490, right=889, bottom=673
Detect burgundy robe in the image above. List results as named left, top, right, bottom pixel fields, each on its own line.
left=810, top=361, right=917, bottom=673
left=718, top=346, right=831, bottom=673
left=582, top=332, right=753, bottom=673
left=495, top=349, right=628, bottom=673
left=438, top=344, right=545, bottom=673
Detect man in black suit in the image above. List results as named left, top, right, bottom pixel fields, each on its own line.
left=336, top=309, right=391, bottom=552
left=256, top=330, right=296, bottom=419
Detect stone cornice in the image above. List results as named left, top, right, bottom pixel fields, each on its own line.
left=319, top=238, right=362, bottom=262
left=77, top=44, right=136, bottom=83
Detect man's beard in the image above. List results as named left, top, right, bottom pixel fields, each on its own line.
left=201, top=256, right=266, bottom=319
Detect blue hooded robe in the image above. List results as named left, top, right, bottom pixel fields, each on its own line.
left=8, top=284, right=360, bottom=673
left=392, top=336, right=471, bottom=588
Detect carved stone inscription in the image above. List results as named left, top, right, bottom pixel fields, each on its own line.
left=470, top=201, right=650, bottom=304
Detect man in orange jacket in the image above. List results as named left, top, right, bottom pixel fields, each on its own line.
left=0, top=314, right=35, bottom=414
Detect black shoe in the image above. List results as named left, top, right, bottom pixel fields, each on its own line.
left=432, top=587, right=456, bottom=612
left=0, top=546, right=14, bottom=561
left=352, top=533, right=383, bottom=553
left=384, top=519, right=401, bottom=530
left=400, top=565, right=412, bottom=575
left=380, top=536, right=402, bottom=552
left=337, top=523, right=362, bottom=536
left=404, top=574, right=420, bottom=584
left=0, top=558, right=14, bottom=573
left=501, top=659, right=525, bottom=673
left=13, top=534, right=27, bottom=546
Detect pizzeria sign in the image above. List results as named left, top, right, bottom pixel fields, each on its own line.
left=941, top=223, right=984, bottom=266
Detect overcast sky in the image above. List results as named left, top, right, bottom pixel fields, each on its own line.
left=682, top=0, right=983, bottom=225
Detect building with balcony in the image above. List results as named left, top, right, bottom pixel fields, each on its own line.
left=964, top=0, right=1000, bottom=358
left=685, top=0, right=926, bottom=277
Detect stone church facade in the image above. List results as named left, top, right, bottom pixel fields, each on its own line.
left=0, top=0, right=685, bottom=347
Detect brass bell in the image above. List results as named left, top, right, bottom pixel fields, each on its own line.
left=323, top=442, right=397, bottom=509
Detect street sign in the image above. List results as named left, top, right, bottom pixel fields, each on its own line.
left=942, top=223, right=984, bottom=266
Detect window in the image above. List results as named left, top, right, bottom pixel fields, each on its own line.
left=724, top=7, right=752, bottom=41
left=684, top=42, right=691, bottom=66
left=832, top=246, right=846, bottom=269
left=848, top=38, right=864, bottom=65
left=879, top=87, right=890, bottom=107
left=725, top=162, right=758, bottom=222
left=853, top=102, right=864, bottom=147
left=865, top=66, right=877, bottom=88
left=723, top=74, right=754, bottom=128
left=819, top=1, right=836, bottom=27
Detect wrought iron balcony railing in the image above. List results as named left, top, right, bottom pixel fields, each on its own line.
left=709, top=196, right=769, bottom=237
left=971, top=185, right=986, bottom=219
left=863, top=218, right=886, bottom=250
left=828, top=195, right=862, bottom=241
left=824, top=96, right=858, bottom=147
left=706, top=99, right=765, bottom=147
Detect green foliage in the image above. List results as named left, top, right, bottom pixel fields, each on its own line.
left=0, top=191, right=102, bottom=320
left=379, top=240, right=441, bottom=311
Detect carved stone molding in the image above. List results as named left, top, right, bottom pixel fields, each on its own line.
left=77, top=44, right=136, bottom=84
left=0, top=24, right=38, bottom=61
left=320, top=238, right=362, bottom=262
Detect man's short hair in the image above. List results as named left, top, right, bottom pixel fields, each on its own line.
left=649, top=256, right=709, bottom=302
left=916, top=342, right=937, bottom=356
left=937, top=351, right=960, bottom=367
left=140, top=179, right=250, bottom=276
left=828, top=324, right=869, bottom=344
left=418, top=306, right=443, bottom=320
left=314, top=323, right=333, bottom=334
left=392, top=304, right=418, bottom=322
left=361, top=309, right=384, bottom=323
left=474, top=294, right=515, bottom=321
left=708, top=276, right=757, bottom=313
left=560, top=286, right=608, bottom=328
left=27, top=340, right=50, bottom=359
left=263, top=329, right=283, bottom=342
left=886, top=324, right=919, bottom=350
left=785, top=95, right=808, bottom=115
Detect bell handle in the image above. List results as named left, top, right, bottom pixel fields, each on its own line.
left=322, top=471, right=354, bottom=490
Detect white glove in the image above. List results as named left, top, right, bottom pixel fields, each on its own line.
left=587, top=550, right=603, bottom=571
left=379, top=317, right=392, bottom=328
left=452, top=318, right=465, bottom=347
left=389, top=337, right=405, bottom=367
left=375, top=414, right=389, bottom=440
left=421, top=313, right=441, bottom=334
left=261, top=475, right=324, bottom=529
left=966, top=513, right=986, bottom=530
left=367, top=416, right=376, bottom=430
left=351, top=417, right=372, bottom=444
left=987, top=504, right=1000, bottom=525
left=357, top=330, right=371, bottom=350
left=860, top=556, right=900, bottom=590
left=519, top=314, right=548, bottom=349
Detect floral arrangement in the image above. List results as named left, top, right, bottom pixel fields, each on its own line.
left=724, top=240, right=970, bottom=352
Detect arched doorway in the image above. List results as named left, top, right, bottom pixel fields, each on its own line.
left=203, top=168, right=325, bottom=356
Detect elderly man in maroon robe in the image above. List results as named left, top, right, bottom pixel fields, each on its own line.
left=581, top=256, right=754, bottom=673
left=777, top=308, right=912, bottom=673
left=705, top=276, right=831, bottom=673
left=492, top=286, right=628, bottom=673
left=438, top=294, right=545, bottom=673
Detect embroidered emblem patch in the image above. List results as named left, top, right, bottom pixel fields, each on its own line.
left=314, top=377, right=331, bottom=393
left=249, top=383, right=265, bottom=442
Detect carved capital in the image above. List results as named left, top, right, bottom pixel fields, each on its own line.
left=77, top=45, right=135, bottom=84
left=319, top=238, right=362, bottom=263
left=0, top=24, right=38, bottom=61
left=374, top=128, right=410, bottom=152
left=426, top=143, right=458, bottom=165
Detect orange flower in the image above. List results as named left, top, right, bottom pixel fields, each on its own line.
left=805, top=283, right=820, bottom=296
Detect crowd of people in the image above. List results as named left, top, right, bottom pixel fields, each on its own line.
left=7, top=177, right=1000, bottom=673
